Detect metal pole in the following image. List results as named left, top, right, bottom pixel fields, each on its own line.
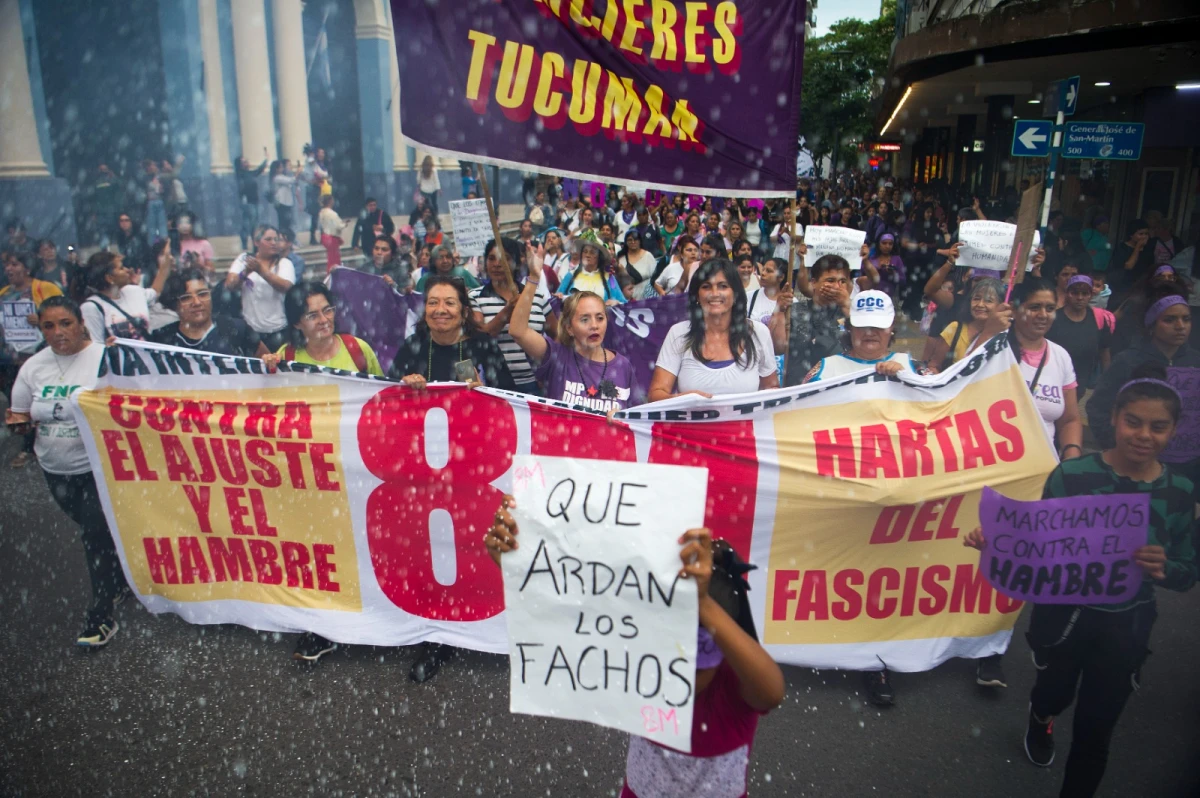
left=1039, top=109, right=1064, bottom=234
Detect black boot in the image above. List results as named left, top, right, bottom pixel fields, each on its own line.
left=409, top=642, right=456, bottom=683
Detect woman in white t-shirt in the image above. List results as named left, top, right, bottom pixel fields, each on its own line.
left=648, top=258, right=779, bottom=400
left=79, top=249, right=171, bottom=343
left=745, top=258, right=790, bottom=326
left=223, top=224, right=298, bottom=352
left=6, top=296, right=129, bottom=648
left=1008, top=278, right=1083, bottom=455
left=653, top=237, right=700, bottom=297
left=616, top=230, right=657, bottom=297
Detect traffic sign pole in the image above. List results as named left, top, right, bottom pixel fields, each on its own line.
left=1039, top=109, right=1064, bottom=232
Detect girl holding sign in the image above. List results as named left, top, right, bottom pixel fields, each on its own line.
left=485, top=500, right=785, bottom=798
left=965, top=369, right=1197, bottom=796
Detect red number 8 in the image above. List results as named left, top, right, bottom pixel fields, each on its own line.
left=358, top=387, right=517, bottom=620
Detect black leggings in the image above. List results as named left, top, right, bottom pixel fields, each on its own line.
left=1, top=360, right=35, bottom=454
left=44, top=470, right=129, bottom=623
left=1029, top=603, right=1156, bottom=798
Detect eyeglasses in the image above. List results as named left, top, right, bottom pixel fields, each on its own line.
left=301, top=306, right=336, bottom=323
left=178, top=289, right=212, bottom=304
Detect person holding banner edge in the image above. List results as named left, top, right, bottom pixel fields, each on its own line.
left=484, top=496, right=785, bottom=798
left=6, top=296, right=131, bottom=647
left=965, top=368, right=1196, bottom=796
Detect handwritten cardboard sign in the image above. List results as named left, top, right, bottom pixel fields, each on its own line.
left=447, top=198, right=492, bottom=257
left=803, top=226, right=866, bottom=271
left=1163, top=367, right=1200, bottom=463
left=504, top=455, right=708, bottom=752
left=1, top=299, right=38, bottom=344
left=958, top=220, right=1017, bottom=276
left=979, top=487, right=1148, bottom=605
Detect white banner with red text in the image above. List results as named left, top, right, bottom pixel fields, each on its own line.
left=71, top=336, right=1056, bottom=672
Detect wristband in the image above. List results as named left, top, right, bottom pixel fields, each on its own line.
left=1060, top=444, right=1082, bottom=457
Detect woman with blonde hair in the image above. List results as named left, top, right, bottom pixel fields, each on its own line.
left=418, top=155, right=440, bottom=213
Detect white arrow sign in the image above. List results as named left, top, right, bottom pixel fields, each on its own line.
left=1019, top=127, right=1048, bottom=150
left=1065, top=83, right=1077, bottom=109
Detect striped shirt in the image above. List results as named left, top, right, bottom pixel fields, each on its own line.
left=470, top=282, right=549, bottom=387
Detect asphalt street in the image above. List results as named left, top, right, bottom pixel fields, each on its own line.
left=2, top=434, right=1198, bottom=798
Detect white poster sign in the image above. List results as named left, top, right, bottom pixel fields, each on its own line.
left=503, top=455, right=708, bottom=752
left=448, top=198, right=492, bottom=257
left=958, top=220, right=1017, bottom=275
left=803, top=226, right=866, bottom=271
left=2, top=299, right=39, bottom=344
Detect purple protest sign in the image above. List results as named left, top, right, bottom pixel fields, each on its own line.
left=978, top=487, right=1149, bottom=605
left=604, top=294, right=689, bottom=405
left=392, top=0, right=803, bottom=197
left=329, top=268, right=424, bottom=375
left=1163, top=367, right=1200, bottom=463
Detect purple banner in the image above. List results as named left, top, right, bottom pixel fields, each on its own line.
left=1163, top=367, right=1200, bottom=463
left=604, top=293, right=688, bottom=405
left=393, top=0, right=803, bottom=197
left=978, top=487, right=1149, bottom=605
left=329, top=268, right=424, bottom=375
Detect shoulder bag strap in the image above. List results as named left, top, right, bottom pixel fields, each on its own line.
left=1028, top=346, right=1050, bottom=395
left=339, top=334, right=368, bottom=373
left=89, top=294, right=150, bottom=339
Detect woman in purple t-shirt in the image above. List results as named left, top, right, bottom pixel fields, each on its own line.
left=510, top=242, right=635, bottom=412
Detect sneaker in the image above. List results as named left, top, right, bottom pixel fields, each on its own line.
left=1024, top=705, right=1055, bottom=767
left=293, top=633, right=337, bottom=662
left=976, top=654, right=1008, bottom=687
left=863, top=668, right=894, bottom=707
left=9, top=451, right=34, bottom=469
left=77, top=620, right=119, bottom=648
left=114, top=585, right=135, bottom=607
left=410, top=642, right=455, bottom=683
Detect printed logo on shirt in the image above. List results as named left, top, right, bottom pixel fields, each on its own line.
left=40, top=384, right=81, bottom=398
left=559, top=379, right=630, bottom=412
left=1028, top=381, right=1064, bottom=404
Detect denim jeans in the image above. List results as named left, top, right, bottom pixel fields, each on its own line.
left=44, top=470, right=130, bottom=624
left=145, top=199, right=167, bottom=244
left=239, top=201, right=260, bottom=250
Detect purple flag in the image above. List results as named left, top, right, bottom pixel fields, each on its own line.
left=329, top=268, right=423, bottom=375
left=604, top=294, right=689, bottom=405
left=978, top=487, right=1149, bottom=605
left=1163, top=367, right=1200, bottom=463
left=392, top=0, right=803, bottom=197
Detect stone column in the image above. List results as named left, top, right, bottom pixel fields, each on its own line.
left=386, top=4, right=407, bottom=170
left=271, top=0, right=312, bottom=163
left=230, top=0, right=277, bottom=160
left=0, top=0, right=49, bottom=177
left=198, top=0, right=232, bottom=174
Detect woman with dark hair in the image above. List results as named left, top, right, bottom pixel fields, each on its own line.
left=415, top=244, right=480, bottom=291
left=113, top=211, right=149, bottom=273
left=1089, top=287, right=1200, bottom=454
left=648, top=258, right=778, bottom=401
left=153, top=267, right=267, bottom=356
left=176, top=210, right=214, bottom=277
left=390, top=274, right=517, bottom=391
left=470, top=237, right=555, bottom=394
left=1110, top=218, right=1155, bottom=308
left=6, top=296, right=130, bottom=646
left=261, top=281, right=382, bottom=375
left=33, top=238, right=73, bottom=289
left=365, top=234, right=413, bottom=292
left=223, top=224, right=296, bottom=352
left=616, top=229, right=657, bottom=297
left=965, top=366, right=1196, bottom=796
left=270, top=159, right=297, bottom=235
left=77, top=248, right=171, bottom=343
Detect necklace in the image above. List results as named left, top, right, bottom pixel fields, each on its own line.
left=427, top=336, right=465, bottom=380
left=50, top=348, right=76, bottom=380
left=572, top=345, right=616, bottom=398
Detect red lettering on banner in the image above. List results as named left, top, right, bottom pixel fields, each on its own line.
left=218, top=403, right=238, bottom=435
left=126, top=431, right=159, bottom=481
left=245, top=439, right=283, bottom=487
left=530, top=403, right=636, bottom=461
left=860, top=424, right=900, bottom=479
left=224, top=487, right=254, bottom=536
left=918, top=565, right=951, bottom=615
left=178, top=536, right=213, bottom=583
left=278, top=402, right=314, bottom=439
left=955, top=410, right=997, bottom=469
left=949, top=563, right=992, bottom=614
left=162, top=434, right=199, bottom=482
left=144, top=537, right=179, bottom=584
left=210, top=438, right=249, bottom=484
left=771, top=569, right=799, bottom=621
left=181, top=485, right=212, bottom=533
left=109, top=393, right=143, bottom=429
left=988, top=400, right=1025, bottom=461
left=310, top=443, right=340, bottom=491
left=190, top=436, right=217, bottom=481
left=870, top=496, right=965, bottom=544
left=832, top=569, right=864, bottom=620
left=101, top=429, right=136, bottom=481
left=815, top=427, right=856, bottom=478
left=248, top=540, right=283, bottom=585
left=928, top=417, right=958, bottom=471
left=896, top=420, right=935, bottom=476
left=281, top=541, right=314, bottom=589
left=359, top=387, right=515, bottom=620
left=249, top=489, right=278, bottom=537
left=207, top=537, right=252, bottom=582
left=244, top=404, right=277, bottom=438
left=277, top=441, right=309, bottom=489
left=773, top=564, right=1006, bottom=621
left=314, top=544, right=340, bottom=592
left=794, top=571, right=829, bottom=621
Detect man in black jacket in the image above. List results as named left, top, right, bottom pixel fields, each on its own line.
left=350, top=198, right=395, bottom=257
left=236, top=150, right=268, bottom=249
